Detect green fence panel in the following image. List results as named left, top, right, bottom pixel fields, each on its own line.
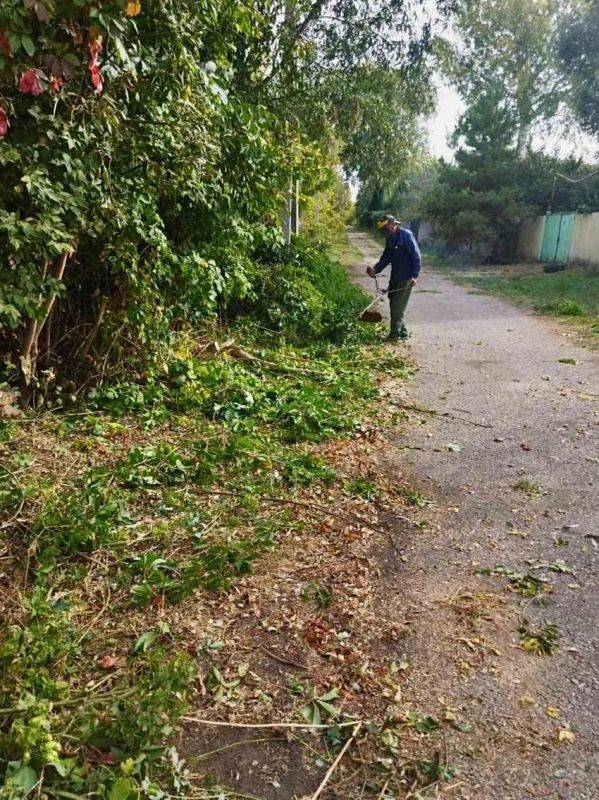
left=540, top=213, right=575, bottom=263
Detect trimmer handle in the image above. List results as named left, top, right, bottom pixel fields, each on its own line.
left=373, top=275, right=387, bottom=295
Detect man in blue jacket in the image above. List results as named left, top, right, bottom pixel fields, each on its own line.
left=366, top=215, right=422, bottom=341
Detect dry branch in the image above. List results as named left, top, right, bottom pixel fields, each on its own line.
left=390, top=399, right=493, bottom=429
left=308, top=722, right=362, bottom=800
left=195, top=488, right=390, bottom=535
left=182, top=717, right=363, bottom=730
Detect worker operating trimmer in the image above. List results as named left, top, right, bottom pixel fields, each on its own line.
left=366, top=215, right=422, bottom=341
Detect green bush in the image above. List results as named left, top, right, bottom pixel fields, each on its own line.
left=238, top=235, right=368, bottom=344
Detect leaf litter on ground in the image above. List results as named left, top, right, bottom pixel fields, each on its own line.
left=1, top=319, right=448, bottom=800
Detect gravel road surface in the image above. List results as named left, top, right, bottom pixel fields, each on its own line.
left=349, top=230, right=599, bottom=800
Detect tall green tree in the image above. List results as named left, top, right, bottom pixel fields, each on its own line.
left=559, top=0, right=599, bottom=137
left=443, top=0, right=570, bottom=157
left=422, top=87, right=529, bottom=255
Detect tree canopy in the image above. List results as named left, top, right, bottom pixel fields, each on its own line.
left=559, top=0, right=599, bottom=137
left=418, top=0, right=599, bottom=256
left=442, top=0, right=569, bottom=157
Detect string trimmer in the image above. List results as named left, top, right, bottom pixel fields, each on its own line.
left=360, top=276, right=400, bottom=323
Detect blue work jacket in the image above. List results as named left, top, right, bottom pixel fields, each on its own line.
left=373, top=227, right=422, bottom=284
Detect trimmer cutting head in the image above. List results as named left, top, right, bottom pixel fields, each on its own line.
left=361, top=309, right=383, bottom=323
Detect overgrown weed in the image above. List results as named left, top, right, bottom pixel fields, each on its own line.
left=0, top=270, right=407, bottom=798
left=0, top=238, right=412, bottom=798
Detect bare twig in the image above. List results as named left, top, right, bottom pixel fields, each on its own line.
left=259, top=644, right=309, bottom=671
left=194, top=488, right=388, bottom=535
left=309, top=722, right=362, bottom=800
left=0, top=687, right=136, bottom=716
left=75, top=590, right=111, bottom=646
left=76, top=296, right=109, bottom=359
left=45, top=789, right=87, bottom=800
left=390, top=400, right=493, bottom=429
left=182, top=717, right=362, bottom=730
left=442, top=781, right=466, bottom=793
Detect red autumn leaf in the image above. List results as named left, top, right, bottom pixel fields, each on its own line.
left=0, top=107, right=9, bottom=138
left=89, top=64, right=103, bottom=93
left=97, top=653, right=118, bottom=669
left=88, top=33, right=104, bottom=95
left=18, top=69, right=45, bottom=96
left=304, top=619, right=329, bottom=649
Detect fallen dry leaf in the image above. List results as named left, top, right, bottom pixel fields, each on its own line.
left=97, top=654, right=118, bottom=670
left=519, top=695, right=535, bottom=707
left=558, top=729, right=575, bottom=744
left=87, top=748, right=120, bottom=765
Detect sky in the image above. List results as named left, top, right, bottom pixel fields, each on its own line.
left=424, top=81, right=464, bottom=161
left=423, top=4, right=597, bottom=164
left=425, top=82, right=598, bottom=163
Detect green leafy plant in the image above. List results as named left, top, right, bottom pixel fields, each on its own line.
left=281, top=453, right=338, bottom=487
left=299, top=687, right=341, bottom=727
left=116, top=445, right=197, bottom=489
left=85, top=649, right=196, bottom=754
left=512, top=478, right=541, bottom=497
left=404, top=489, right=430, bottom=507
left=404, top=712, right=440, bottom=734
left=346, top=478, right=380, bottom=500
left=479, top=565, right=550, bottom=597
left=418, top=756, right=456, bottom=782
left=301, top=581, right=334, bottom=610
left=32, top=470, right=132, bottom=554
left=518, top=621, right=560, bottom=655
left=0, top=588, right=195, bottom=797
left=206, top=664, right=248, bottom=703
left=124, top=512, right=280, bottom=605
left=552, top=299, right=585, bottom=317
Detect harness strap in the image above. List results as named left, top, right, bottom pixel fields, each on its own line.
left=374, top=276, right=406, bottom=296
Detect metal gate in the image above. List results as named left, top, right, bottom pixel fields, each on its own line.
left=540, top=213, right=575, bottom=263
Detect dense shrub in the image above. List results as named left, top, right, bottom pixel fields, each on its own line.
left=0, top=0, right=434, bottom=405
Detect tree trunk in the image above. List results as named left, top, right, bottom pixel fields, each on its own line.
left=292, top=178, right=300, bottom=235
left=19, top=250, right=71, bottom=408
left=516, top=120, right=530, bottom=159
left=42, top=306, right=53, bottom=368
left=77, top=296, right=108, bottom=359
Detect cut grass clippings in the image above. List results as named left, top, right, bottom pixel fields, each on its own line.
left=0, top=273, right=444, bottom=799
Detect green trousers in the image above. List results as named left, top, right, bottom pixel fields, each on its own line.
left=389, top=280, right=413, bottom=336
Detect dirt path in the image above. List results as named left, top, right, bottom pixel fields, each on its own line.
left=349, top=230, right=599, bottom=799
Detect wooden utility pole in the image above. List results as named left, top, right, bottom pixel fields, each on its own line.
left=281, top=178, right=300, bottom=244
left=292, top=178, right=300, bottom=235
